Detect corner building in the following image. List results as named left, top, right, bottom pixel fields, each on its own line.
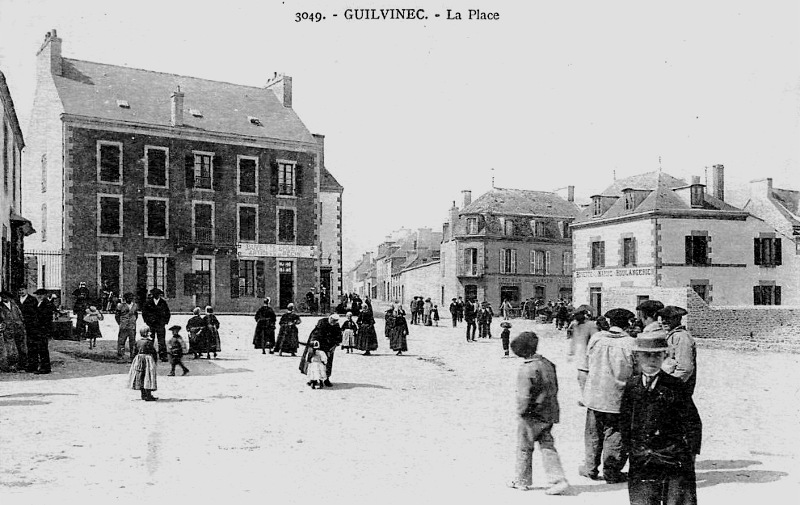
left=22, top=30, right=342, bottom=311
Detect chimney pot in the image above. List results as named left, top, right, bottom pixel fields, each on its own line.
left=691, top=176, right=701, bottom=185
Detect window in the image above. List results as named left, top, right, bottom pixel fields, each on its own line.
left=754, top=238, right=782, bottom=267
left=685, top=235, right=709, bottom=265
left=146, top=256, right=167, bottom=292
left=501, top=218, right=514, bottom=236
left=41, top=153, right=47, bottom=192
left=591, top=241, right=605, bottom=268
left=530, top=250, right=548, bottom=275
left=563, top=251, right=573, bottom=275
left=500, top=248, right=517, bottom=274
left=466, top=217, right=479, bottom=235
left=531, top=219, right=547, bottom=238
left=194, top=153, right=213, bottom=189
left=464, top=247, right=478, bottom=275
left=41, top=203, right=47, bottom=242
left=690, top=185, right=704, bottom=207
left=145, top=198, right=168, bottom=238
left=277, top=162, right=295, bottom=195
left=98, top=141, right=122, bottom=183
left=753, top=285, right=781, bottom=305
left=238, top=156, right=258, bottom=194
left=557, top=220, right=571, bottom=238
left=146, top=147, right=168, bottom=187
left=239, top=259, right=256, bottom=297
left=278, top=208, right=295, bottom=242
left=592, top=196, right=602, bottom=216
left=691, top=283, right=708, bottom=302
left=623, top=237, right=636, bottom=266
left=238, top=205, right=257, bottom=242
left=624, top=190, right=635, bottom=210
left=193, top=202, right=213, bottom=242
left=98, top=195, right=122, bottom=236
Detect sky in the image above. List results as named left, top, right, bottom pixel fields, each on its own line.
left=1, top=0, right=798, bottom=271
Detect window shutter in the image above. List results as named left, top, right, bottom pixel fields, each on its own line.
left=753, top=238, right=761, bottom=265
left=545, top=250, right=550, bottom=275
left=213, top=154, right=222, bottom=190
left=136, top=256, right=148, bottom=306
left=753, top=286, right=762, bottom=305
left=631, top=237, right=637, bottom=266
left=599, top=242, right=605, bottom=268
left=256, top=260, right=266, bottom=299
left=295, top=163, right=304, bottom=195
left=511, top=249, right=517, bottom=273
left=183, top=273, right=196, bottom=295
left=775, top=286, right=782, bottom=305
left=685, top=236, right=693, bottom=265
left=185, top=154, right=194, bottom=188
left=499, top=250, right=504, bottom=274
left=230, top=259, right=240, bottom=298
left=775, top=238, right=782, bottom=265
left=270, top=161, right=279, bottom=195
left=166, top=257, right=176, bottom=298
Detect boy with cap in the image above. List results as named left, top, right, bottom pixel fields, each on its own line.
left=167, top=324, right=189, bottom=376
left=658, top=306, right=697, bottom=396
left=500, top=321, right=512, bottom=356
left=508, top=331, right=570, bottom=495
left=620, top=329, right=702, bottom=505
left=580, top=308, right=637, bottom=483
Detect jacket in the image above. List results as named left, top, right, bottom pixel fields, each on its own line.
left=29, top=299, right=56, bottom=340
left=0, top=301, right=27, bottom=341
left=662, top=325, right=697, bottom=396
left=516, top=355, right=560, bottom=424
left=583, top=326, right=635, bottom=413
left=142, top=297, right=171, bottom=328
left=115, top=302, right=139, bottom=331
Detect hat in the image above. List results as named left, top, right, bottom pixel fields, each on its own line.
left=287, top=303, right=295, bottom=309
left=168, top=325, right=182, bottom=332
left=636, top=299, right=664, bottom=313
left=150, top=288, right=163, bottom=296
left=657, top=305, right=688, bottom=319
left=33, top=288, right=49, bottom=295
left=510, top=331, right=539, bottom=358
left=139, top=327, right=151, bottom=337
left=633, top=330, right=670, bottom=352
left=500, top=321, right=512, bottom=328
left=88, top=306, right=98, bottom=312
left=574, top=304, right=592, bottom=315
left=0, top=290, right=14, bottom=298
left=604, top=308, right=636, bottom=327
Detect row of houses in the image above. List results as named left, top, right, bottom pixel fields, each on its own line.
left=2, top=30, right=345, bottom=311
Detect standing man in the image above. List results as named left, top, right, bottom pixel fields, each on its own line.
left=658, top=306, right=697, bottom=396
left=115, top=292, right=139, bottom=361
left=142, top=288, right=171, bottom=362
left=28, top=289, right=56, bottom=374
left=301, top=313, right=343, bottom=387
left=580, top=308, right=637, bottom=484
left=635, top=300, right=664, bottom=333
left=478, top=301, right=494, bottom=338
left=253, top=297, right=277, bottom=354
left=567, top=305, right=598, bottom=399
left=621, top=330, right=702, bottom=505
left=72, top=282, right=90, bottom=340
left=15, top=286, right=37, bottom=368
left=456, top=296, right=465, bottom=323
left=0, top=290, right=27, bottom=371
left=464, top=298, right=477, bottom=342
left=449, top=298, right=459, bottom=327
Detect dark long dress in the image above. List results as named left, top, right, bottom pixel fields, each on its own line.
left=253, top=305, right=277, bottom=349
left=388, top=313, right=409, bottom=352
left=186, top=315, right=207, bottom=355
left=204, top=314, right=221, bottom=353
left=275, top=311, right=301, bottom=354
left=355, top=308, right=378, bottom=351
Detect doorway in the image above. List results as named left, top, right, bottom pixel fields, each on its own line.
left=590, top=287, right=602, bottom=318
left=279, top=260, right=294, bottom=309
left=193, top=257, right=212, bottom=309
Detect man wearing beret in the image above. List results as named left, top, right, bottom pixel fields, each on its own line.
left=658, top=306, right=697, bottom=396
left=620, top=330, right=702, bottom=504
left=580, top=308, right=637, bottom=483
left=142, top=288, right=171, bottom=362
left=635, top=300, right=664, bottom=333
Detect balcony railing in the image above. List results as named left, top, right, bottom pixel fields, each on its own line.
left=457, top=263, right=483, bottom=277
left=174, top=227, right=237, bottom=250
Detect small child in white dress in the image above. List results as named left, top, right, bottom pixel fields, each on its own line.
left=306, top=340, right=328, bottom=389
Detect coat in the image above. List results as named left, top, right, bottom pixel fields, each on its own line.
left=583, top=327, right=636, bottom=414
left=299, top=318, right=343, bottom=376
left=276, top=312, right=301, bottom=353
left=186, top=315, right=207, bottom=353
left=204, top=314, right=221, bottom=352
left=252, top=305, right=277, bottom=348
left=516, top=354, right=560, bottom=423
left=0, top=301, right=27, bottom=343
left=30, top=299, right=56, bottom=340
left=355, top=307, right=378, bottom=351
left=17, top=295, right=38, bottom=331
left=663, top=326, right=697, bottom=396
left=142, top=297, right=171, bottom=329
left=388, top=313, right=409, bottom=352
left=464, top=302, right=477, bottom=322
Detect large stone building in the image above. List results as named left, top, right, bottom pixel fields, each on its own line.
left=440, top=187, right=580, bottom=307
left=22, top=30, right=342, bottom=311
left=571, top=167, right=798, bottom=317
left=0, top=69, right=33, bottom=292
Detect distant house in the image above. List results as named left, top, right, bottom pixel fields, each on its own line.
left=22, top=30, right=342, bottom=311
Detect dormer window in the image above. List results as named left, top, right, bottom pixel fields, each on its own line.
left=690, top=184, right=704, bottom=207
left=116, top=99, right=130, bottom=109
left=624, top=190, right=635, bottom=210
left=189, top=109, right=203, bottom=118
left=592, top=196, right=602, bottom=216
left=500, top=217, right=514, bottom=236
left=466, top=217, right=479, bottom=235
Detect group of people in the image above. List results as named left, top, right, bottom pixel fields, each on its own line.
left=408, top=296, right=440, bottom=326
left=511, top=299, right=701, bottom=504
left=0, top=286, right=56, bottom=374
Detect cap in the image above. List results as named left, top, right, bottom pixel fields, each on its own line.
left=574, top=304, right=592, bottom=315
left=604, top=308, right=636, bottom=326
left=500, top=321, right=512, bottom=328
left=657, top=305, right=688, bottom=319
left=636, top=300, right=665, bottom=313
left=150, top=288, right=163, bottom=296
left=510, top=331, right=539, bottom=358
left=168, top=325, right=182, bottom=331
left=633, top=330, right=670, bottom=352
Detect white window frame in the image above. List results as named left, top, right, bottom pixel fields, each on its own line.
left=500, top=248, right=517, bottom=274
left=276, top=159, right=296, bottom=198
left=97, top=252, right=124, bottom=297
left=97, top=193, right=123, bottom=237
left=464, top=247, right=478, bottom=275
left=97, top=140, right=123, bottom=185
left=237, top=155, right=259, bottom=196
left=192, top=150, right=215, bottom=192
left=502, top=218, right=514, bottom=236
left=192, top=255, right=215, bottom=307
left=545, top=250, right=551, bottom=275
left=144, top=196, right=170, bottom=239
left=276, top=206, right=297, bottom=244
left=563, top=251, right=573, bottom=276
left=238, top=258, right=258, bottom=297
left=237, top=203, right=259, bottom=243
left=145, top=254, right=169, bottom=293
left=466, top=217, right=479, bottom=235
left=144, top=145, right=169, bottom=189
left=192, top=200, right=215, bottom=242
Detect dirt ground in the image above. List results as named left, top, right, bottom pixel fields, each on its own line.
left=1, top=315, right=798, bottom=505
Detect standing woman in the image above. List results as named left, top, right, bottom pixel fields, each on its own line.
left=253, top=297, right=277, bottom=354
left=340, top=312, right=358, bottom=353
left=423, top=298, right=433, bottom=326
left=355, top=298, right=378, bottom=355
left=204, top=306, right=221, bottom=359
left=128, top=327, right=158, bottom=401
left=186, top=307, right=206, bottom=359
left=388, top=302, right=409, bottom=356
left=273, top=303, right=301, bottom=356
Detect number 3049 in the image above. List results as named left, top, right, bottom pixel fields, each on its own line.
left=295, top=12, right=324, bottom=22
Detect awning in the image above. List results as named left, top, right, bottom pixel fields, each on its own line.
left=10, top=211, right=36, bottom=236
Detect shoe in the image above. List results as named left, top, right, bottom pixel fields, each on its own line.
left=144, top=396, right=158, bottom=402
left=578, top=466, right=601, bottom=480
left=269, top=350, right=274, bottom=354
left=604, top=473, right=627, bottom=484
left=323, top=379, right=332, bottom=387
left=167, top=372, right=175, bottom=376
left=182, top=369, right=189, bottom=376
left=507, top=481, right=533, bottom=491
left=545, top=480, right=570, bottom=495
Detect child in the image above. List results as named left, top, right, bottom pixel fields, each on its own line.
left=84, top=306, right=104, bottom=349
left=507, top=331, right=570, bottom=495
left=306, top=340, right=328, bottom=389
left=432, top=305, right=440, bottom=326
left=341, top=312, right=358, bottom=353
left=204, top=306, right=221, bottom=359
left=167, top=324, right=189, bottom=376
left=500, top=321, right=512, bottom=356
left=127, top=327, right=158, bottom=401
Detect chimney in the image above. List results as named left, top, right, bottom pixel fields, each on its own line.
left=690, top=176, right=705, bottom=207
left=313, top=133, right=325, bottom=168
left=170, top=86, right=184, bottom=126
left=36, top=29, right=62, bottom=77
left=711, top=164, right=725, bottom=201
left=265, top=72, right=293, bottom=108
left=691, top=176, right=701, bottom=185
left=462, top=190, right=472, bottom=209
left=567, top=185, right=575, bottom=202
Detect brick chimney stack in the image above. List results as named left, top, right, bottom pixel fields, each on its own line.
left=265, top=72, right=293, bottom=108
left=567, top=185, right=575, bottom=202
left=313, top=133, right=325, bottom=168
left=170, top=86, right=184, bottom=126
left=711, top=164, right=725, bottom=201
left=462, top=190, right=472, bottom=209
left=36, top=29, right=62, bottom=76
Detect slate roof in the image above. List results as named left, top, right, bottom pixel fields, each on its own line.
left=0, top=70, right=24, bottom=146
left=597, top=171, right=686, bottom=196
left=771, top=187, right=800, bottom=226
left=54, top=58, right=316, bottom=144
left=461, top=188, right=581, bottom=218
left=320, top=167, right=343, bottom=192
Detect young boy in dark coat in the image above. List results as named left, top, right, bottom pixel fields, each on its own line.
left=500, top=321, right=512, bottom=356
left=167, top=324, right=189, bottom=376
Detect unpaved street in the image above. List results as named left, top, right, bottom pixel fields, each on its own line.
left=1, top=315, right=799, bottom=505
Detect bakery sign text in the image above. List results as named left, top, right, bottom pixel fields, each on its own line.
left=574, top=267, right=654, bottom=279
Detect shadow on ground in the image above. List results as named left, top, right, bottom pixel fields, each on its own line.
left=327, top=382, right=390, bottom=390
